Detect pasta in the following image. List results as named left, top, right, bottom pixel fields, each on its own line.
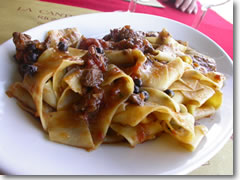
left=7, top=26, right=225, bottom=151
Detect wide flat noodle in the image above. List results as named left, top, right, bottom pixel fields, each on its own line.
left=191, top=105, right=215, bottom=120
left=57, top=87, right=82, bottom=111
left=170, top=69, right=223, bottom=119
left=180, top=125, right=208, bottom=151
left=7, top=27, right=226, bottom=152
left=145, top=87, right=180, bottom=112
left=112, top=86, right=195, bottom=145
left=19, top=48, right=85, bottom=130
left=43, top=80, right=57, bottom=108
left=44, top=62, right=134, bottom=150
left=112, top=103, right=161, bottom=126
left=105, top=49, right=146, bottom=67
left=89, top=64, right=134, bottom=148
left=63, top=68, right=83, bottom=94
left=6, top=82, right=36, bottom=114
left=146, top=28, right=187, bottom=62
left=45, top=28, right=83, bottom=48
left=22, top=48, right=66, bottom=130
left=112, top=87, right=180, bottom=126
left=139, top=57, right=185, bottom=90
left=162, top=112, right=195, bottom=144
left=46, top=110, right=94, bottom=150
left=111, top=121, right=163, bottom=147
left=52, top=48, right=86, bottom=99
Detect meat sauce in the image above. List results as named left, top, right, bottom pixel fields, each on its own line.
left=72, top=45, right=108, bottom=121
left=186, top=48, right=217, bottom=73
left=13, top=32, right=46, bottom=76
left=82, top=45, right=107, bottom=72
left=192, top=55, right=216, bottom=73
left=78, top=37, right=111, bottom=51
left=78, top=25, right=155, bottom=54
left=12, top=26, right=218, bottom=123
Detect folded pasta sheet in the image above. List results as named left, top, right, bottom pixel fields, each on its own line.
left=7, top=26, right=225, bottom=151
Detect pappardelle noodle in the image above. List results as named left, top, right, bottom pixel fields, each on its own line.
left=7, top=26, right=225, bottom=151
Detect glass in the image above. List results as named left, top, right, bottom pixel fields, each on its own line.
left=192, top=0, right=231, bottom=29
left=128, top=0, right=138, bottom=12
left=127, top=0, right=231, bottom=29
left=128, top=0, right=152, bottom=12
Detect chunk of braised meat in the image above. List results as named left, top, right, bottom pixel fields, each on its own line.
left=103, top=25, right=155, bottom=54
left=82, top=45, right=107, bottom=71
left=177, top=40, right=188, bottom=46
left=13, top=32, right=46, bottom=64
left=78, top=37, right=111, bottom=50
left=128, top=90, right=149, bottom=106
left=73, top=87, right=104, bottom=113
left=128, top=94, right=144, bottom=106
left=191, top=55, right=216, bottom=73
left=186, top=48, right=216, bottom=73
left=43, top=28, right=82, bottom=48
left=145, top=31, right=159, bottom=37
left=113, top=38, right=154, bottom=54
left=103, top=25, right=142, bottom=41
left=81, top=68, right=104, bottom=87
left=13, top=32, right=31, bottom=51
left=72, top=44, right=107, bottom=120
left=13, top=32, right=46, bottom=76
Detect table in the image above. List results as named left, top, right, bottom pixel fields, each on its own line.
left=0, top=0, right=233, bottom=175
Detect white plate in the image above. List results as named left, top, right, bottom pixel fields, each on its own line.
left=0, top=12, right=233, bottom=175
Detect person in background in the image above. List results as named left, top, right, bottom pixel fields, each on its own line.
left=164, top=0, right=198, bottom=14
